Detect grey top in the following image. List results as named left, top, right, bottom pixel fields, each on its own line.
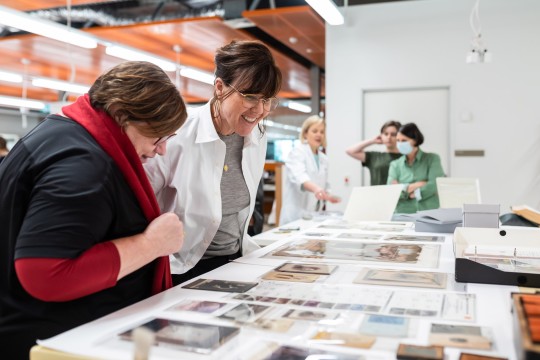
left=205, top=133, right=250, bottom=257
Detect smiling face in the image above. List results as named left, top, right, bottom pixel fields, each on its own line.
left=304, top=122, right=326, bottom=152
left=124, top=124, right=168, bottom=163
left=213, top=78, right=270, bottom=136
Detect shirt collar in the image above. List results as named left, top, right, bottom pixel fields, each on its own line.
left=399, top=147, right=424, bottom=165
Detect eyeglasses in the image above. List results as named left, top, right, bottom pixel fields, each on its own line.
left=154, top=133, right=176, bottom=146
left=227, top=83, right=279, bottom=111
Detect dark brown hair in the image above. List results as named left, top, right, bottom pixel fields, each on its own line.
left=380, top=120, right=401, bottom=134
left=399, top=122, right=424, bottom=146
left=214, top=40, right=282, bottom=99
left=89, top=61, right=187, bottom=137
left=0, top=136, right=6, bottom=150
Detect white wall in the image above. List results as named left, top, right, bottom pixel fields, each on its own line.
left=326, top=0, right=540, bottom=213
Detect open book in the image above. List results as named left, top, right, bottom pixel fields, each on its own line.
left=511, top=205, right=540, bottom=226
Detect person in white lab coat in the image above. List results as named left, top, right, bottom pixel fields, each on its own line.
left=280, top=115, right=341, bottom=225
left=145, top=40, right=282, bottom=285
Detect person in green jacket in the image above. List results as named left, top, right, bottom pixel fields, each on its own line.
left=346, top=120, right=402, bottom=186
left=388, top=123, right=445, bottom=214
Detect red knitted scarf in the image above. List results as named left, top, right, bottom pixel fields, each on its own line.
left=62, top=94, right=172, bottom=294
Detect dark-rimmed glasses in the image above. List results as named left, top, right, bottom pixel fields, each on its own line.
left=154, top=133, right=177, bottom=146
left=227, top=83, right=279, bottom=111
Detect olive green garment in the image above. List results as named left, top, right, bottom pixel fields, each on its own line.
left=363, top=151, right=403, bottom=186
left=387, top=149, right=445, bottom=214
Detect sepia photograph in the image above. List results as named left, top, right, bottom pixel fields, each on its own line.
left=429, top=323, right=492, bottom=350
left=354, top=268, right=447, bottom=289
left=268, top=239, right=438, bottom=266
left=182, top=278, right=258, bottom=293
left=384, top=234, right=445, bottom=242
left=259, top=344, right=363, bottom=360
left=275, top=262, right=337, bottom=275
left=396, top=343, right=444, bottom=360
left=218, top=303, right=270, bottom=323
left=282, top=309, right=338, bottom=322
left=168, top=300, right=228, bottom=314
left=119, top=318, right=239, bottom=354
left=262, top=270, right=320, bottom=283
left=311, top=330, right=376, bottom=349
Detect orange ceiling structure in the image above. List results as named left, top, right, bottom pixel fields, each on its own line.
left=0, top=2, right=325, bottom=107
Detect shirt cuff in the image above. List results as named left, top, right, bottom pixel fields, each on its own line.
left=402, top=183, right=409, bottom=192
left=414, top=188, right=422, bottom=200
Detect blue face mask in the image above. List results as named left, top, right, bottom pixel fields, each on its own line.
left=397, top=140, right=414, bottom=155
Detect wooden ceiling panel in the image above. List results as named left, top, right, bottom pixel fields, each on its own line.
left=243, top=6, right=325, bottom=69
left=0, top=10, right=314, bottom=106
left=0, top=83, right=59, bottom=102
left=0, top=1, right=111, bottom=11
left=85, top=18, right=312, bottom=98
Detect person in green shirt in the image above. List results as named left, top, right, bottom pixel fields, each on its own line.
left=388, top=123, right=445, bottom=214
left=346, top=120, right=402, bottom=185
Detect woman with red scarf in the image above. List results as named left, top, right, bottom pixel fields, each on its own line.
left=0, top=61, right=187, bottom=359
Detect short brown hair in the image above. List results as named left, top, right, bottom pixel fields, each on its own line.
left=89, top=61, right=187, bottom=137
left=214, top=40, right=282, bottom=99
left=0, top=136, right=6, bottom=150
left=380, top=120, right=401, bottom=134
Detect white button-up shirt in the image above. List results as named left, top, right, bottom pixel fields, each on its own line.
left=144, top=102, right=266, bottom=274
left=280, top=143, right=330, bottom=225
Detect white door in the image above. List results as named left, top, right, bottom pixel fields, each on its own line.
left=362, top=87, right=450, bottom=185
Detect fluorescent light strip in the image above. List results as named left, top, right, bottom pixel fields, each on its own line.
left=0, top=5, right=98, bottom=49
left=0, top=70, right=23, bottom=83
left=287, top=100, right=312, bottom=113
left=32, top=78, right=89, bottom=94
left=106, top=45, right=177, bottom=72
left=0, top=95, right=46, bottom=110
left=305, top=0, right=344, bottom=26
left=179, top=67, right=215, bottom=85
left=265, top=119, right=301, bottom=132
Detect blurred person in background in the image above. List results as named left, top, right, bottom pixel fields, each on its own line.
left=346, top=120, right=402, bottom=186
left=280, top=115, right=341, bottom=225
left=388, top=122, right=445, bottom=213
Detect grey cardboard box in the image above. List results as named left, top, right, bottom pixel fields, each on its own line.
left=462, top=204, right=500, bottom=228
left=414, top=208, right=462, bottom=233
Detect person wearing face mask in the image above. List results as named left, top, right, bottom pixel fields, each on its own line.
left=345, top=120, right=402, bottom=185
left=387, top=122, right=445, bottom=213
left=279, top=115, right=341, bottom=225
left=145, top=40, right=282, bottom=285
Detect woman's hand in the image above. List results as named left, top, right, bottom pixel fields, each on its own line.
left=314, top=189, right=341, bottom=203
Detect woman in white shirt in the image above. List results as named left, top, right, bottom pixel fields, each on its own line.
left=145, top=40, right=282, bottom=285
left=280, top=116, right=341, bottom=225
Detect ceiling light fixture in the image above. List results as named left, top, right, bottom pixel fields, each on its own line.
left=0, top=70, right=23, bottom=83
left=287, top=100, right=312, bottom=113
left=466, top=0, right=492, bottom=64
left=179, top=67, right=215, bottom=85
left=265, top=120, right=301, bottom=133
left=0, top=5, right=98, bottom=49
left=105, top=45, right=177, bottom=72
left=32, top=78, right=90, bottom=94
left=305, top=0, right=344, bottom=26
left=0, top=95, right=46, bottom=110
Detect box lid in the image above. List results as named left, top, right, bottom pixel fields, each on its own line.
left=462, top=204, right=500, bottom=214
